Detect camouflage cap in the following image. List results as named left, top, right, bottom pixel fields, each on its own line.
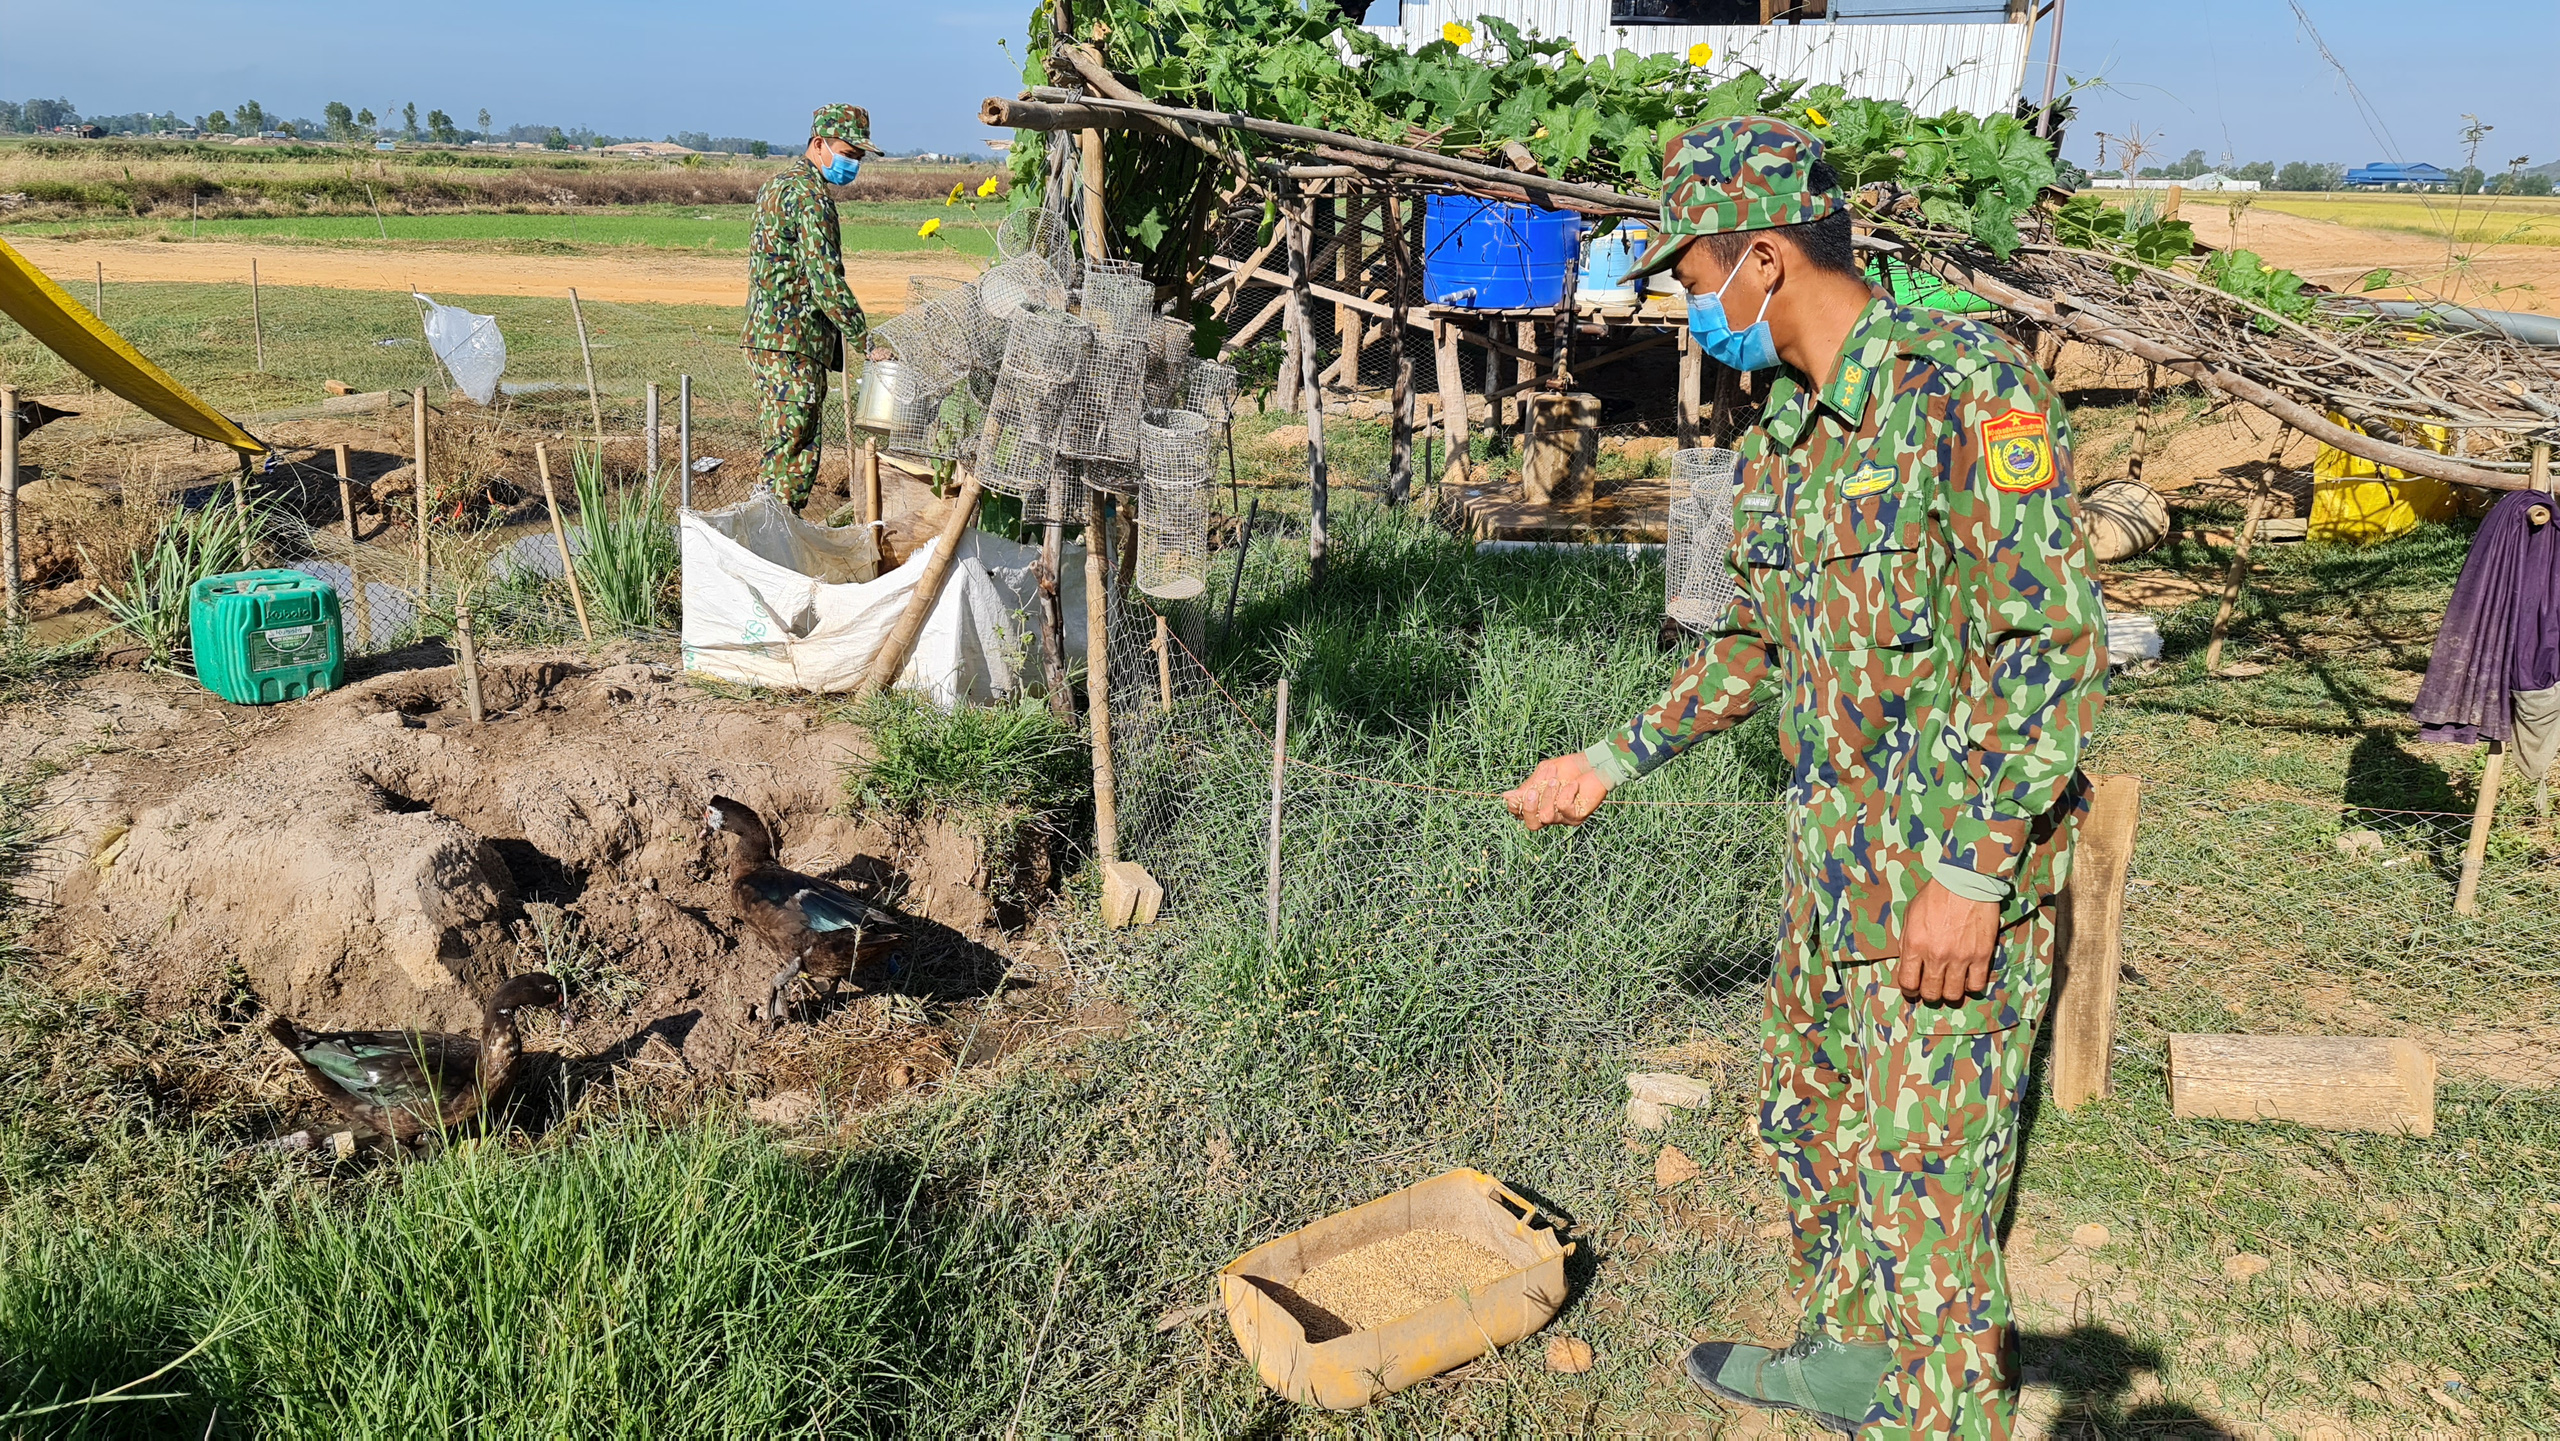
left=810, top=103, right=882, bottom=155
left=1622, top=117, right=1843, bottom=282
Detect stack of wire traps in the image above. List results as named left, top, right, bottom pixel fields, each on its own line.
left=995, top=207, right=1077, bottom=285
left=1665, top=447, right=1741, bottom=631
left=1080, top=259, right=1154, bottom=341
left=977, top=255, right=1069, bottom=341
left=1136, top=410, right=1214, bottom=601
left=976, top=305, right=1091, bottom=508
left=887, top=385, right=982, bottom=463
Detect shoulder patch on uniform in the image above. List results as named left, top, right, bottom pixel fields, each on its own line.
left=1981, top=409, right=2056, bottom=493
left=1842, top=463, right=1896, bottom=498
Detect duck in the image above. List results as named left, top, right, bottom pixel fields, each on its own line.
left=264, top=973, right=564, bottom=1144
left=701, top=794, right=905, bottom=1032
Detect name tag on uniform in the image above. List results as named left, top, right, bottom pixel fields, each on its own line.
left=1842, top=464, right=1896, bottom=498
left=1739, top=494, right=1778, bottom=513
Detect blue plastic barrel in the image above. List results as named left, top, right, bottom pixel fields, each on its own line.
left=1579, top=223, right=1647, bottom=299
left=1422, top=195, right=1580, bottom=309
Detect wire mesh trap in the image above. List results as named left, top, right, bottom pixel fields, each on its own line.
left=1060, top=336, right=1149, bottom=464
left=1137, top=410, right=1214, bottom=601
left=1179, top=360, right=1239, bottom=424
left=1078, top=458, right=1141, bottom=498
left=978, top=255, right=1071, bottom=338
left=885, top=380, right=982, bottom=463
left=1665, top=447, right=1738, bottom=631
left=995, top=206, right=1078, bottom=284
left=1080, top=260, right=1156, bottom=342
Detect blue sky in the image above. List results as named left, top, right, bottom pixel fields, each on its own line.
left=2, top=1, right=2553, bottom=170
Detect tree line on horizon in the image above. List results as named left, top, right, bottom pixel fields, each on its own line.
left=2080, top=145, right=2555, bottom=196
left=0, top=96, right=786, bottom=157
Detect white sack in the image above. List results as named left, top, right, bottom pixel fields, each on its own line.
left=413, top=292, right=507, bottom=406
left=679, top=493, right=1082, bottom=707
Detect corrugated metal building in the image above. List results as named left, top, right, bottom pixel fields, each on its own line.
left=1361, top=0, right=2037, bottom=118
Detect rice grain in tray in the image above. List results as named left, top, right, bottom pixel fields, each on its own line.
left=1291, top=1229, right=1514, bottom=1335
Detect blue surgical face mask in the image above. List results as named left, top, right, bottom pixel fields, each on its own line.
left=1687, top=262, right=1780, bottom=373
left=820, top=152, right=861, bottom=186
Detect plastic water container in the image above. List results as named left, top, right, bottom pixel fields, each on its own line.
left=1579, top=223, right=1646, bottom=303
left=1422, top=196, right=1579, bottom=309
left=187, top=569, right=345, bottom=705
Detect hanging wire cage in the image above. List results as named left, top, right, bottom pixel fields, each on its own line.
left=1179, top=360, right=1240, bottom=424
left=1060, top=336, right=1149, bottom=464
left=975, top=305, right=1092, bottom=501
left=978, top=255, right=1071, bottom=345
left=885, top=381, right=983, bottom=463
left=1136, top=410, right=1214, bottom=601
left=995, top=206, right=1078, bottom=284
left=1079, top=457, right=1141, bottom=497
left=1665, top=447, right=1740, bottom=631
left=1080, top=259, right=1155, bottom=341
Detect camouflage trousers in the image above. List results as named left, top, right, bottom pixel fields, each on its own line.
left=1758, top=901, right=2057, bottom=1439
left=747, top=347, right=834, bottom=507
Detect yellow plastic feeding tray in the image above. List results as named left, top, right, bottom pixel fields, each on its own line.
left=1219, top=1167, right=1574, bottom=1409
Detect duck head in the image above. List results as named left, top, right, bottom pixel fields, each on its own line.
left=488, top=972, right=565, bottom=1022
left=702, top=794, right=776, bottom=862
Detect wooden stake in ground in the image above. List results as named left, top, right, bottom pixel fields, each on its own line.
left=568, top=287, right=605, bottom=450
left=1085, top=495, right=1118, bottom=868
left=410, top=387, right=430, bottom=596
left=856, top=467, right=984, bottom=700
left=678, top=373, right=693, bottom=509
left=862, top=439, right=882, bottom=526
left=1266, top=675, right=1289, bottom=948
left=1433, top=318, right=1470, bottom=495
left=2205, top=427, right=2290, bottom=674
left=1384, top=195, right=1415, bottom=505
left=2052, top=773, right=2142, bottom=1110
left=534, top=443, right=596, bottom=644
left=1676, top=329, right=1703, bottom=451
left=840, top=338, right=859, bottom=496
left=453, top=599, right=486, bottom=723
left=250, top=258, right=264, bottom=372
left=233, top=455, right=253, bottom=570
left=1216, top=497, right=1259, bottom=649
left=334, top=443, right=372, bottom=652
left=1037, top=521, right=1072, bottom=717
left=0, top=385, right=18, bottom=627
left=646, top=382, right=661, bottom=480
left=94, top=262, right=102, bottom=319
left=1153, top=614, right=1175, bottom=713
left=1079, top=127, right=1109, bottom=263
left=2454, top=739, right=2505, bottom=916
left=2126, top=362, right=2155, bottom=484
left=1286, top=189, right=1329, bottom=585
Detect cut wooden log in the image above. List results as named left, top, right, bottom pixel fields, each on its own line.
left=2167, top=1034, right=2436, bottom=1136
left=1101, top=860, right=1164, bottom=929
left=2051, top=773, right=2142, bottom=1110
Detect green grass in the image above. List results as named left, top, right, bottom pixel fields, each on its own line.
left=567, top=444, right=678, bottom=633
left=0, top=494, right=2549, bottom=1434
left=2, top=202, right=1001, bottom=257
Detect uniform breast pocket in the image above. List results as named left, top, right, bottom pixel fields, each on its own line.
left=1811, top=494, right=1934, bottom=653
left=1739, top=508, right=1789, bottom=571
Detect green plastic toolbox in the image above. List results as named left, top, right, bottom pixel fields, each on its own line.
left=187, top=569, right=345, bottom=705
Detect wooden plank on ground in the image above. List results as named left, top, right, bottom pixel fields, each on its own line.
left=2051, top=772, right=2142, bottom=1110
left=2168, top=1034, right=2437, bottom=1136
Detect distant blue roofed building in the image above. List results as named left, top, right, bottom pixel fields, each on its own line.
left=2345, top=162, right=2452, bottom=190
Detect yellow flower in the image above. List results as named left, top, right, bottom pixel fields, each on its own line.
left=946, top=181, right=963, bottom=205
left=1686, top=42, right=1714, bottom=65
left=1807, top=106, right=1829, bottom=127
left=1442, top=21, right=1472, bottom=45
left=917, top=218, right=942, bottom=239
left=976, top=174, right=1002, bottom=198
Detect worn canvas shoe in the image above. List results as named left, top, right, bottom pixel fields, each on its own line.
left=1682, top=1331, right=1890, bottom=1435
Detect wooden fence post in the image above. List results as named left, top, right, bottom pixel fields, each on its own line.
left=1433, top=317, right=1470, bottom=494
left=454, top=599, right=486, bottom=723
left=250, top=258, right=264, bottom=372
left=862, top=439, right=882, bottom=526
left=2205, top=428, right=2290, bottom=675
left=335, top=443, right=372, bottom=651
left=535, top=443, right=596, bottom=644
left=678, top=373, right=693, bottom=509
left=1265, top=675, right=1289, bottom=949
left=1676, top=329, right=1703, bottom=451
left=1154, top=615, right=1175, bottom=713
left=1085, top=495, right=1118, bottom=868
left=2454, top=740, right=2506, bottom=916
left=2052, top=773, right=2143, bottom=1110
left=1286, top=188, right=1328, bottom=585
left=568, top=288, right=606, bottom=451
left=0, top=385, right=18, bottom=627
left=646, top=381, right=661, bottom=480
left=411, top=387, right=430, bottom=596
left=1384, top=195, right=1415, bottom=505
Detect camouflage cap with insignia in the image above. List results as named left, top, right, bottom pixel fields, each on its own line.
left=810, top=103, right=883, bottom=155
left=1623, top=117, right=1844, bottom=282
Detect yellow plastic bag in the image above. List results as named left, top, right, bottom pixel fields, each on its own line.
left=2309, top=412, right=2457, bottom=545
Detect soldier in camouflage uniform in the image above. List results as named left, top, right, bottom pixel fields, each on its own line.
left=1506, top=118, right=2105, bottom=1438
left=743, top=103, right=880, bottom=507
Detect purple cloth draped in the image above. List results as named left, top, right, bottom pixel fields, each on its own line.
left=2413, top=488, right=2560, bottom=745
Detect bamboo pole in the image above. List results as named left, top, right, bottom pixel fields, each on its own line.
left=1079, top=128, right=1109, bottom=263
left=862, top=439, right=882, bottom=525
left=534, top=444, right=596, bottom=644
left=2455, top=740, right=2505, bottom=917
left=1676, top=329, right=1703, bottom=450
left=1038, top=523, right=1072, bottom=715
left=856, top=469, right=984, bottom=699
left=1217, top=497, right=1258, bottom=650
left=1085, top=496, right=1118, bottom=868
left=335, top=443, right=372, bottom=651
left=678, top=373, right=693, bottom=509
left=94, top=262, right=103, bottom=318
left=411, top=387, right=429, bottom=595
left=1265, top=675, right=1289, bottom=948
left=2127, top=362, right=2155, bottom=485
left=233, top=455, right=252, bottom=569
left=0, top=385, right=17, bottom=627
left=1154, top=615, right=1175, bottom=713
left=568, top=287, right=605, bottom=450
left=646, top=382, right=661, bottom=480
left=840, top=338, right=858, bottom=500
left=1384, top=195, right=1416, bottom=505
left=250, top=257, right=264, bottom=372
left=2205, top=428, right=2289, bottom=674
left=1287, top=191, right=1329, bottom=584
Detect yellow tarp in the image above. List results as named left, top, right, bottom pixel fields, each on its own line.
left=2310, top=411, right=2457, bottom=545
left=0, top=237, right=264, bottom=456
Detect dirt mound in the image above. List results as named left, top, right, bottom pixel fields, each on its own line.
left=31, top=653, right=1051, bottom=1062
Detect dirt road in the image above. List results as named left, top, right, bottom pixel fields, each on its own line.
left=4, top=236, right=981, bottom=312
left=2221, top=208, right=2558, bottom=316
